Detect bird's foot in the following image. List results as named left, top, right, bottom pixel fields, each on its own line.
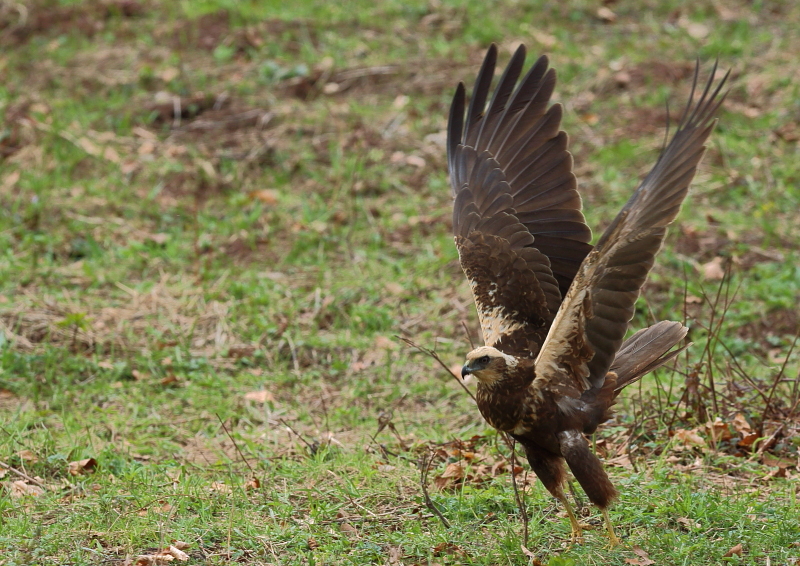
left=601, top=507, right=621, bottom=549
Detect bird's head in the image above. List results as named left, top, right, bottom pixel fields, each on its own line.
left=462, top=346, right=518, bottom=386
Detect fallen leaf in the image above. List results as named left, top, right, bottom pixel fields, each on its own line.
left=243, top=390, right=274, bottom=404
left=1, top=170, right=20, bottom=192
left=624, top=547, right=655, bottom=565
left=210, top=481, right=232, bottom=494
left=340, top=522, right=357, bottom=535
left=732, top=413, right=753, bottom=434
left=249, top=189, right=279, bottom=205
left=135, top=544, right=190, bottom=565
left=244, top=477, right=261, bottom=490
left=702, top=257, right=725, bottom=280
left=8, top=480, right=45, bottom=498
left=384, top=282, right=404, bottom=295
left=405, top=154, right=426, bottom=168
left=387, top=545, right=403, bottom=564
left=597, top=6, right=617, bottom=22
left=440, top=462, right=464, bottom=479
left=672, top=428, right=707, bottom=449
left=68, top=458, right=97, bottom=476
left=723, top=543, right=743, bottom=557
left=147, top=233, right=169, bottom=245
left=684, top=21, right=709, bottom=39
left=17, top=449, right=38, bottom=463
left=705, top=418, right=732, bottom=442
left=432, top=542, right=465, bottom=556
left=764, top=467, right=787, bottom=480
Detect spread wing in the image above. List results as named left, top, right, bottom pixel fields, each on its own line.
left=449, top=44, right=592, bottom=358
left=534, top=61, right=729, bottom=398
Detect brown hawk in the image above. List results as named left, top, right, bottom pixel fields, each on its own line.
left=449, top=45, right=727, bottom=544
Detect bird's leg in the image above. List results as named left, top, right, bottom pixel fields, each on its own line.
left=601, top=507, right=620, bottom=548
left=555, top=490, right=583, bottom=544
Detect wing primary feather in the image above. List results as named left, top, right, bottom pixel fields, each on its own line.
left=476, top=44, right=527, bottom=152
left=464, top=44, right=498, bottom=147
left=447, top=82, right=466, bottom=190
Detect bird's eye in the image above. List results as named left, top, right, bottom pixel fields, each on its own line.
left=477, top=355, right=490, bottom=364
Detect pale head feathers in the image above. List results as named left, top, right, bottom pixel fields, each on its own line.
left=463, top=346, right=518, bottom=386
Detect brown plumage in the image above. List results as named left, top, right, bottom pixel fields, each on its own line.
left=450, top=45, right=728, bottom=544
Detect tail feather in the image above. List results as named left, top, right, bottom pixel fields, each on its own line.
left=610, top=320, right=689, bottom=392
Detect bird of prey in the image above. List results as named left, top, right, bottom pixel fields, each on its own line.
left=449, top=45, right=727, bottom=544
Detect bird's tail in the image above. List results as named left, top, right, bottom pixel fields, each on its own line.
left=610, top=320, right=689, bottom=392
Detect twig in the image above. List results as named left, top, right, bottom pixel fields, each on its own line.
left=461, top=320, right=475, bottom=350
left=216, top=414, right=256, bottom=477
left=279, top=418, right=318, bottom=456
left=751, top=423, right=784, bottom=461
left=419, top=452, right=450, bottom=529
left=397, top=336, right=476, bottom=402
left=507, top=436, right=529, bottom=547
left=0, top=460, right=46, bottom=488
left=758, top=330, right=800, bottom=433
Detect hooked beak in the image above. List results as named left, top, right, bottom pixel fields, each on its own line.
left=461, top=364, right=471, bottom=379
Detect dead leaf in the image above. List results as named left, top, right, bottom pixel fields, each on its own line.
left=723, top=543, right=743, bottom=557
left=432, top=542, right=465, bottom=557
left=732, top=413, right=753, bottom=434
left=607, top=454, right=634, bottom=469
left=1, top=170, right=20, bottom=192
left=68, top=458, right=97, bottom=476
left=405, top=155, right=426, bottom=168
left=440, top=463, right=464, bottom=479
left=384, top=282, right=404, bottom=295
left=210, top=481, right=232, bottom=494
left=684, top=21, right=709, bottom=39
left=374, top=335, right=396, bottom=350
left=702, top=257, right=725, bottom=280
left=8, top=480, right=45, bottom=498
left=764, top=467, right=787, bottom=480
left=624, top=547, right=655, bottom=565
left=103, top=146, right=121, bottom=163
left=244, top=477, right=260, bottom=490
left=147, top=233, right=169, bottom=245
left=705, top=418, right=732, bottom=442
left=243, top=390, right=274, bottom=404
left=249, top=189, right=279, bottom=205
left=340, top=522, right=357, bottom=535
left=672, top=428, right=707, bottom=449
left=597, top=6, right=617, bottom=22
left=135, top=544, right=190, bottom=565
left=17, top=449, right=38, bottom=463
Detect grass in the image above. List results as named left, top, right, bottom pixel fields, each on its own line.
left=1, top=0, right=799, bottom=564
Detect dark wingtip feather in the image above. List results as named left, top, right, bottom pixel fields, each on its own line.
left=447, top=82, right=466, bottom=186
left=464, top=44, right=498, bottom=139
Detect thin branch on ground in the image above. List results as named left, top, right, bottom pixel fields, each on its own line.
left=279, top=419, right=318, bottom=456
left=0, top=460, right=46, bottom=488
left=419, top=451, right=450, bottom=529
left=216, top=414, right=256, bottom=478
left=397, top=336, right=476, bottom=402
left=758, top=330, right=800, bottom=432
